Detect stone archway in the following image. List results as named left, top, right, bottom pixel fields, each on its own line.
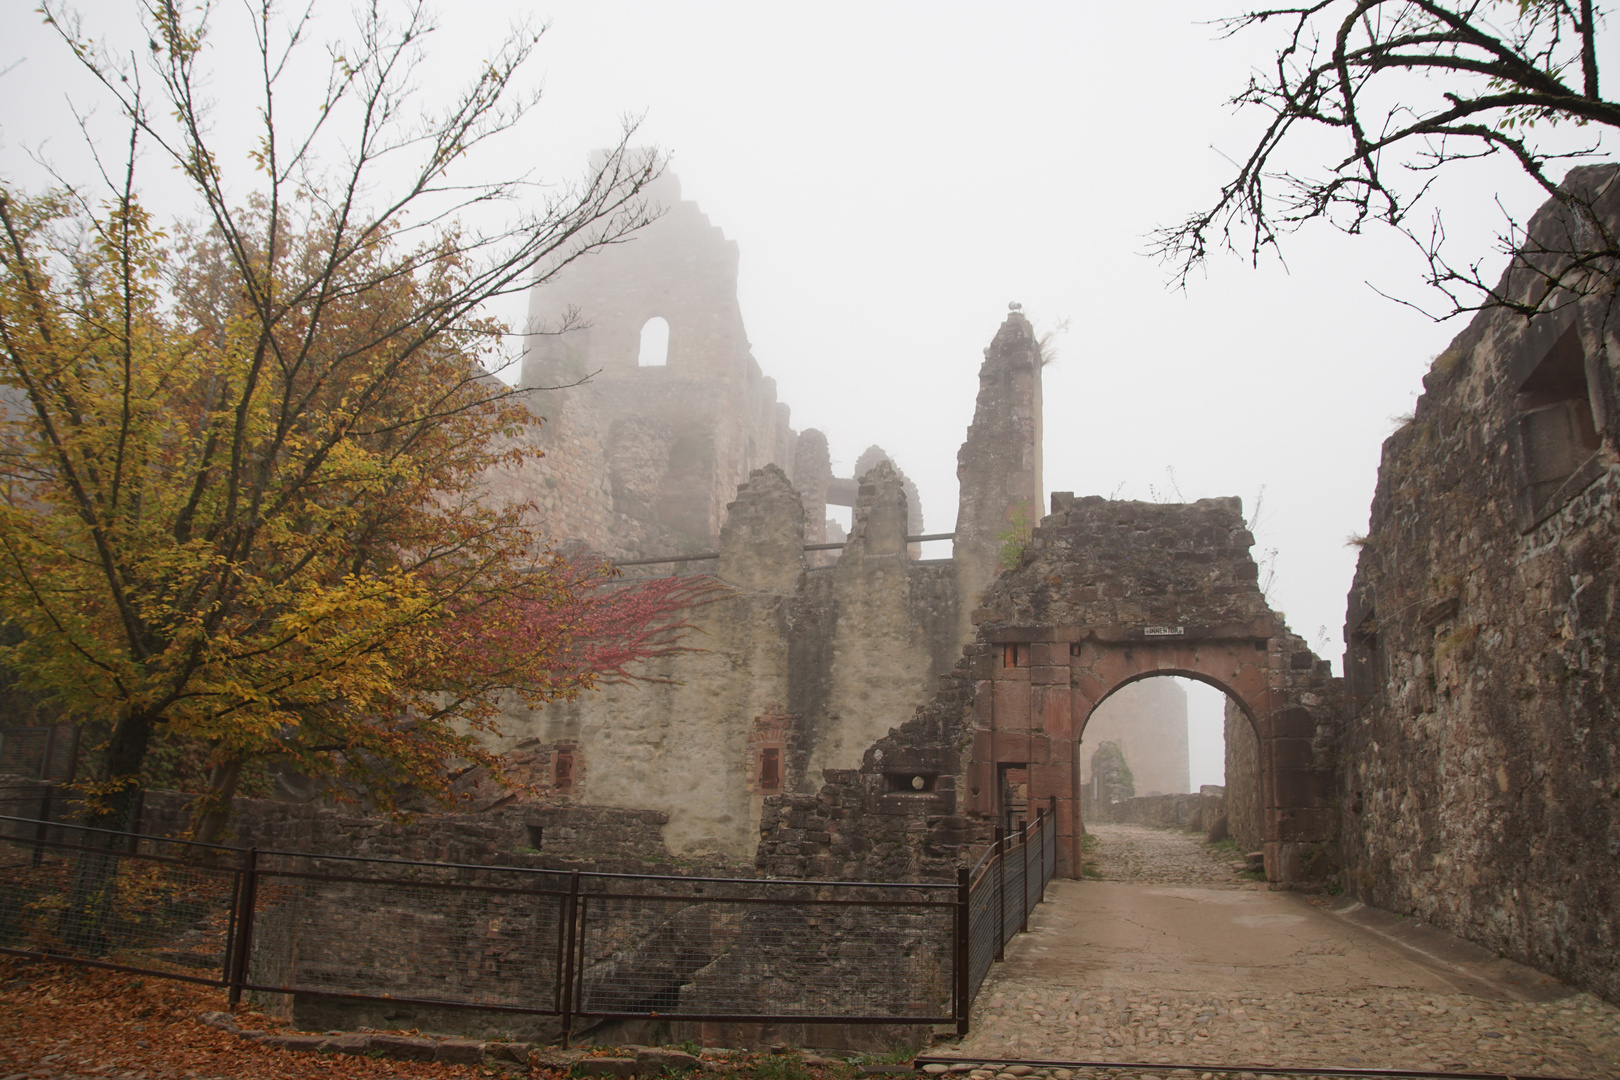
left=960, top=494, right=1341, bottom=886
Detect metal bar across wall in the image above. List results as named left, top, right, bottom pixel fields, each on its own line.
left=611, top=533, right=957, bottom=567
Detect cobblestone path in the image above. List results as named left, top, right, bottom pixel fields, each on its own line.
left=1081, top=824, right=1255, bottom=887
left=946, top=824, right=1620, bottom=1078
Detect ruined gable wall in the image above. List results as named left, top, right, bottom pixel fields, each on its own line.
left=1340, top=167, right=1620, bottom=1004
left=805, top=463, right=955, bottom=784
left=514, top=170, right=796, bottom=556
left=954, top=312, right=1043, bottom=645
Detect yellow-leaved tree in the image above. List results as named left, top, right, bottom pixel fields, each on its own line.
left=0, top=0, right=703, bottom=848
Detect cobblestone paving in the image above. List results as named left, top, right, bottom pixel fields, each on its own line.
left=948, top=825, right=1620, bottom=1079
left=1082, top=825, right=1256, bottom=888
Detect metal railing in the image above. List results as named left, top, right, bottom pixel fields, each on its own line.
left=0, top=799, right=1058, bottom=1038
left=965, top=796, right=1059, bottom=1003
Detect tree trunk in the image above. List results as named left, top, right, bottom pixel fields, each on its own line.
left=61, top=710, right=155, bottom=955
left=189, top=756, right=243, bottom=847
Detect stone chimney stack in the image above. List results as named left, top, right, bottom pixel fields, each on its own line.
left=843, top=459, right=909, bottom=560
left=717, top=465, right=806, bottom=593
left=953, top=310, right=1044, bottom=644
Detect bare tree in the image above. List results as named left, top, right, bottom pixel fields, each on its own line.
left=1154, top=1, right=1620, bottom=319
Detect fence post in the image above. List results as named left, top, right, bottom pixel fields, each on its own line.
left=227, top=848, right=260, bottom=1008
left=1043, top=795, right=1057, bottom=902
left=128, top=789, right=145, bottom=856
left=31, top=786, right=51, bottom=868
left=1018, top=822, right=1029, bottom=935
left=1034, top=805, right=1044, bottom=911
left=559, top=869, right=581, bottom=1047
left=955, top=866, right=970, bottom=1036
left=993, top=827, right=1006, bottom=961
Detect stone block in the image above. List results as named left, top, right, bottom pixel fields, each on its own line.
left=260, top=1034, right=328, bottom=1053
left=992, top=680, right=1033, bottom=729
left=1029, top=641, right=1066, bottom=667
left=369, top=1034, right=439, bottom=1061
left=1271, top=768, right=1334, bottom=809
left=436, top=1039, right=486, bottom=1064
left=486, top=1042, right=537, bottom=1063
left=637, top=1049, right=700, bottom=1072
left=320, top=1033, right=371, bottom=1056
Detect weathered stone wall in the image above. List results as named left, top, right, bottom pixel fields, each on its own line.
left=490, top=461, right=962, bottom=863
left=1340, top=166, right=1620, bottom=1004
left=479, top=302, right=1046, bottom=868
left=0, top=776, right=693, bottom=874
left=1224, top=696, right=1264, bottom=852
left=1080, top=677, right=1190, bottom=796
left=1102, top=789, right=1226, bottom=833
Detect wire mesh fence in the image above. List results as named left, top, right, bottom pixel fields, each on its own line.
left=0, top=813, right=975, bottom=1036
left=242, top=852, right=573, bottom=1015
left=965, top=799, right=1059, bottom=1007
left=0, top=818, right=240, bottom=987
left=572, top=876, right=957, bottom=1023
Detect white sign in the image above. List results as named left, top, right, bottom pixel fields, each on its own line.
left=1143, top=625, right=1185, bottom=637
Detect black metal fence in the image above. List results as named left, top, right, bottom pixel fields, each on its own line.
left=0, top=801, right=1059, bottom=1039
left=966, top=797, right=1060, bottom=1002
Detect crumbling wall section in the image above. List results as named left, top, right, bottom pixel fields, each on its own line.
left=490, top=462, right=960, bottom=863
left=953, top=311, right=1043, bottom=644
left=1340, top=166, right=1620, bottom=1004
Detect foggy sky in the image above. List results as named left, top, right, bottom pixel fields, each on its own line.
left=4, top=2, right=1611, bottom=725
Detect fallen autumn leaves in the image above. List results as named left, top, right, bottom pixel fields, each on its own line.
left=0, top=957, right=524, bottom=1079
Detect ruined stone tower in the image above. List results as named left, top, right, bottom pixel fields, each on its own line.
left=953, top=310, right=1044, bottom=643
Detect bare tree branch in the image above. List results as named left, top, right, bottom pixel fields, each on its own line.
left=1154, top=0, right=1620, bottom=319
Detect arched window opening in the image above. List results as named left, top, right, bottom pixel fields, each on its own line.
left=637, top=316, right=670, bottom=367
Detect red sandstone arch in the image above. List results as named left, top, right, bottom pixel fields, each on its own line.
left=964, top=629, right=1337, bottom=886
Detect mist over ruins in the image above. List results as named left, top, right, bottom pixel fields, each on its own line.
left=3, top=161, right=1618, bottom=1066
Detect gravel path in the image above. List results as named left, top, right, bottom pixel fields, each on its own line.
left=946, top=824, right=1620, bottom=1078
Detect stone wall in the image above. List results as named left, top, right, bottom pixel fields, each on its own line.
left=489, top=460, right=962, bottom=863
left=514, top=169, right=796, bottom=559
left=1225, top=696, right=1264, bottom=852
left=1339, top=166, right=1620, bottom=1005
left=953, top=311, right=1043, bottom=646
left=481, top=309, right=1041, bottom=867
left=0, top=775, right=694, bottom=875
left=1102, top=789, right=1226, bottom=833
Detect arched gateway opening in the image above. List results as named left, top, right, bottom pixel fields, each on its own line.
left=959, top=493, right=1340, bottom=886
left=1079, top=674, right=1252, bottom=845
